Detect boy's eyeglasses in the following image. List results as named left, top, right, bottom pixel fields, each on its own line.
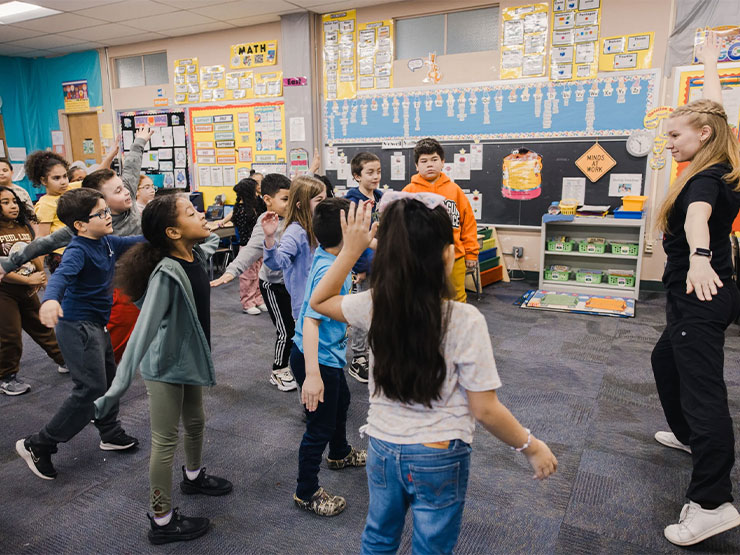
left=87, top=207, right=112, bottom=220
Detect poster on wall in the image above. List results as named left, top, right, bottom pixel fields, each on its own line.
left=200, top=65, right=226, bottom=102
left=225, top=70, right=254, bottom=100
left=189, top=102, right=287, bottom=188
left=230, top=40, right=278, bottom=69
left=120, top=109, right=190, bottom=189
left=62, top=80, right=90, bottom=112
left=254, top=71, right=284, bottom=98
left=323, top=10, right=357, bottom=100
left=174, top=57, right=200, bottom=104
left=599, top=32, right=654, bottom=71
left=692, top=27, right=740, bottom=63
left=357, top=20, right=393, bottom=91
left=550, top=0, right=601, bottom=81
left=500, top=3, right=549, bottom=79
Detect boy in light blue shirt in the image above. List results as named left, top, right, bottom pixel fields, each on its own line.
left=290, top=198, right=367, bottom=517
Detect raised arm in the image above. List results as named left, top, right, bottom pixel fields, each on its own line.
left=212, top=216, right=267, bottom=286
left=100, top=137, right=121, bottom=170
left=120, top=126, right=154, bottom=208
left=0, top=226, right=73, bottom=274
left=696, top=30, right=723, bottom=105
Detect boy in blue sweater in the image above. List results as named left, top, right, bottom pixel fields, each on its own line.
left=343, top=152, right=382, bottom=383
left=290, top=198, right=367, bottom=516
left=16, top=188, right=141, bottom=480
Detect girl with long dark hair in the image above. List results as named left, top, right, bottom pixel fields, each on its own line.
left=308, top=194, right=557, bottom=553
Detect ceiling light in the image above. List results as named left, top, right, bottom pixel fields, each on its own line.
left=0, top=2, right=60, bottom=24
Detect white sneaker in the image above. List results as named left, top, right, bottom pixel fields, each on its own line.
left=269, top=368, right=298, bottom=391
left=655, top=431, right=692, bottom=454
left=243, top=306, right=262, bottom=315
left=257, top=304, right=268, bottom=312
left=57, top=365, right=69, bottom=374
left=664, top=501, right=740, bottom=546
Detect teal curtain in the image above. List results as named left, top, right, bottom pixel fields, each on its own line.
left=0, top=50, right=102, bottom=198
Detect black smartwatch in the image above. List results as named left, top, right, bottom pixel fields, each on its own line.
left=692, top=247, right=712, bottom=258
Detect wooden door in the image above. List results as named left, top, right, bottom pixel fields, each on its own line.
left=67, top=112, right=101, bottom=164
left=0, top=114, right=9, bottom=158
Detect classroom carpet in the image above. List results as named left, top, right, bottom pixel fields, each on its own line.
left=2, top=279, right=740, bottom=554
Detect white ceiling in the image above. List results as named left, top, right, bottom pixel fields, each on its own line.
left=0, top=0, right=396, bottom=58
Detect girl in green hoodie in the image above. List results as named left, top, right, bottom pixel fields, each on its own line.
left=95, top=193, right=232, bottom=545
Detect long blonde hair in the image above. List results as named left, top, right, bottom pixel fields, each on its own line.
left=284, top=175, right=325, bottom=247
left=657, top=99, right=740, bottom=233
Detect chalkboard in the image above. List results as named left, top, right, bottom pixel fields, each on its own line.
left=324, top=138, right=648, bottom=227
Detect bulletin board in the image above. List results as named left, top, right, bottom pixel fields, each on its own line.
left=666, top=62, right=740, bottom=189
left=324, top=69, right=659, bottom=143
left=188, top=101, right=286, bottom=191
left=324, top=139, right=648, bottom=227
left=119, top=109, right=190, bottom=189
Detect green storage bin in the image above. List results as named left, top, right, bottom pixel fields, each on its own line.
left=544, top=268, right=571, bottom=281
left=478, top=227, right=493, bottom=240
left=479, top=256, right=500, bottom=272
left=611, top=243, right=639, bottom=256
left=578, top=239, right=607, bottom=254
left=546, top=237, right=575, bottom=252
left=608, top=274, right=635, bottom=287
left=575, top=269, right=603, bottom=284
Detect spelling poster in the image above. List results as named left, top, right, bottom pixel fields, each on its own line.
left=500, top=3, right=549, bottom=79
left=357, top=20, right=393, bottom=91
left=550, top=0, right=601, bottom=81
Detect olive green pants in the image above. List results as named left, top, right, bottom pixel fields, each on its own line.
left=145, top=380, right=205, bottom=515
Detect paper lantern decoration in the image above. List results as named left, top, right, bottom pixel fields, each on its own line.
left=502, top=149, right=542, bottom=200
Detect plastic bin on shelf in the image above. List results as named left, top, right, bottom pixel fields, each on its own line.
left=621, top=195, right=647, bottom=211
left=575, top=269, right=604, bottom=284
left=547, top=237, right=575, bottom=252
left=608, top=274, right=636, bottom=287
left=610, top=243, right=639, bottom=256
left=578, top=238, right=607, bottom=254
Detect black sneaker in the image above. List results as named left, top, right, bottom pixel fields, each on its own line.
left=348, top=356, right=369, bottom=383
left=16, top=438, right=56, bottom=480
left=100, top=431, right=139, bottom=451
left=180, top=466, right=233, bottom=496
left=147, top=508, right=210, bottom=545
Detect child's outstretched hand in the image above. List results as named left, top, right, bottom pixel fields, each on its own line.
left=696, top=29, right=721, bottom=65
left=135, top=124, right=155, bottom=142
left=301, top=373, right=324, bottom=412
left=523, top=438, right=558, bottom=480
left=341, top=200, right=377, bottom=259
left=261, top=211, right=280, bottom=237
left=210, top=273, right=235, bottom=287
left=40, top=300, right=63, bottom=328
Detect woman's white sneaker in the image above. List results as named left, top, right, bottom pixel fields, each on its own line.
left=664, top=501, right=740, bottom=546
left=654, top=431, right=691, bottom=454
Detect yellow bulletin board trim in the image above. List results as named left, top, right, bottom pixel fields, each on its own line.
left=599, top=32, right=653, bottom=71
left=322, top=10, right=357, bottom=100
left=357, top=20, right=393, bottom=91
left=230, top=40, right=278, bottom=69
left=189, top=101, right=286, bottom=202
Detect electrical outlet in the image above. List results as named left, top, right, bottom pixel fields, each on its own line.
left=513, top=246, right=524, bottom=258
left=644, top=241, right=653, bottom=254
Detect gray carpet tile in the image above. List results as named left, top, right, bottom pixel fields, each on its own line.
left=2, top=278, right=740, bottom=553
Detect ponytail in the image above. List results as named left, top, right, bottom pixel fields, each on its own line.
left=115, top=194, right=180, bottom=300
left=368, top=199, right=454, bottom=407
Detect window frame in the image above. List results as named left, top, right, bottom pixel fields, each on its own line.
left=112, top=51, right=169, bottom=89
left=394, top=4, right=500, bottom=59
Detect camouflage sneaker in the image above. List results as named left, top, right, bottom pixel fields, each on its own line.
left=293, top=487, right=346, bottom=517
left=327, top=446, right=367, bottom=470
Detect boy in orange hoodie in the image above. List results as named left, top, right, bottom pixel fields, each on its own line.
left=403, top=138, right=478, bottom=302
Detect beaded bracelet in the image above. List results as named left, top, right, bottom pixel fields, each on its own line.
left=511, top=428, right=532, bottom=452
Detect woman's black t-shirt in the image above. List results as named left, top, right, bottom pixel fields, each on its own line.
left=662, top=163, right=740, bottom=287
left=169, top=256, right=211, bottom=348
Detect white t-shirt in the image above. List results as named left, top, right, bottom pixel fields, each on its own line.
left=342, top=290, right=501, bottom=445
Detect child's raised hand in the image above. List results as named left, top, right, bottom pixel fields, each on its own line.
left=301, top=373, right=324, bottom=412
left=523, top=438, right=558, bottom=480
left=696, top=30, right=721, bottom=65
left=135, top=124, right=155, bottom=142
left=341, top=201, right=377, bottom=258
left=261, top=211, right=280, bottom=237
left=39, top=300, right=63, bottom=328
left=210, top=273, right=234, bottom=287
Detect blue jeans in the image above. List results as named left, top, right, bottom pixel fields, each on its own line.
left=361, top=437, right=471, bottom=555
left=290, top=344, right=351, bottom=500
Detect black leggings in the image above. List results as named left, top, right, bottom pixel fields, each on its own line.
left=651, top=282, right=740, bottom=509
